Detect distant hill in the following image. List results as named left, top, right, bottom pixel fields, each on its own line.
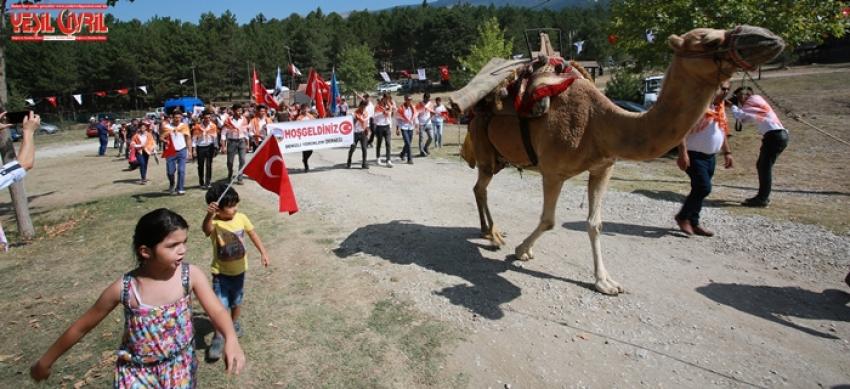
left=426, top=0, right=607, bottom=9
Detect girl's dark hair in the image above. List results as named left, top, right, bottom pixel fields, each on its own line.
left=205, top=182, right=240, bottom=207
left=133, top=208, right=189, bottom=261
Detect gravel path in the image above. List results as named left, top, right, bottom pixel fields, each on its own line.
left=267, top=145, right=850, bottom=388
left=33, top=138, right=850, bottom=388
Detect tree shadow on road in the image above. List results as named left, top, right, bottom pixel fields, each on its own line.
left=562, top=220, right=688, bottom=239
left=333, top=220, right=594, bottom=320
left=696, top=283, right=850, bottom=339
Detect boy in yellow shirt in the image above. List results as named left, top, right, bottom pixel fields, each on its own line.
left=202, top=183, right=269, bottom=361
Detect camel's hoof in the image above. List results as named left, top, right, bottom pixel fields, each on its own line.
left=482, top=233, right=505, bottom=247
left=594, top=278, right=624, bottom=295
left=514, top=245, right=534, bottom=261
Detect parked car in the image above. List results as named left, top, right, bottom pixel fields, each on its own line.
left=39, top=122, right=59, bottom=134
left=612, top=99, right=648, bottom=113
left=376, top=82, right=403, bottom=93
left=640, top=75, right=663, bottom=108
left=8, top=126, right=23, bottom=142
left=8, top=122, right=59, bottom=141
left=401, top=79, right=431, bottom=94
left=86, top=122, right=115, bottom=137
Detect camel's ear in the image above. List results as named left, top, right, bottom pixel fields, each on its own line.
left=668, top=34, right=685, bottom=52
left=700, top=29, right=725, bottom=50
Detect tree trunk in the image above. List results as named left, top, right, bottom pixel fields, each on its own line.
left=0, top=4, right=36, bottom=241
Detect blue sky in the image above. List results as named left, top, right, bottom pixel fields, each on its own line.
left=106, top=0, right=428, bottom=24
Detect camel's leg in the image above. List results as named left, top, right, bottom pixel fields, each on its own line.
left=474, top=169, right=506, bottom=246
left=515, top=174, right=564, bottom=261
left=587, top=165, right=624, bottom=295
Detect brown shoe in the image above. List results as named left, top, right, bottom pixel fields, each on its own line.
left=675, top=216, right=694, bottom=235
left=692, top=225, right=714, bottom=237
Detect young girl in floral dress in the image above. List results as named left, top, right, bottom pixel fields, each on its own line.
left=30, top=208, right=245, bottom=387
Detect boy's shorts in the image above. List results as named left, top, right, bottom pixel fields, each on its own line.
left=212, top=273, right=245, bottom=308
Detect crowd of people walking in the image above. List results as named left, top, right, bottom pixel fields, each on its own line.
left=100, top=92, right=451, bottom=194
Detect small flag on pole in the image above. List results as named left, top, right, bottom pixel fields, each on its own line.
left=275, top=66, right=284, bottom=94
left=72, top=94, right=83, bottom=105
left=573, top=40, right=585, bottom=55
left=179, top=78, right=190, bottom=85
left=288, top=63, right=302, bottom=77
left=329, top=68, right=340, bottom=116
left=242, top=138, right=299, bottom=214
left=46, top=96, right=57, bottom=107
left=138, top=85, right=148, bottom=94
left=380, top=71, right=391, bottom=82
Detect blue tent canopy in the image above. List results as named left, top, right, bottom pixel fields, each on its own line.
left=164, top=97, right=204, bottom=114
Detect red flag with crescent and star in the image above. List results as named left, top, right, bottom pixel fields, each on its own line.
left=252, top=69, right=280, bottom=110
left=242, top=138, right=298, bottom=214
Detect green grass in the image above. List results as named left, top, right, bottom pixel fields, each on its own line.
left=0, top=188, right=462, bottom=388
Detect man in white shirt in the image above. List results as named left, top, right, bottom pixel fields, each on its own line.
left=416, top=92, right=435, bottom=156
left=161, top=108, right=192, bottom=194
left=730, top=86, right=789, bottom=207
left=221, top=104, right=249, bottom=184
left=675, top=83, right=734, bottom=237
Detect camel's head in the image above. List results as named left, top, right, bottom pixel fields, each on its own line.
left=668, top=26, right=785, bottom=78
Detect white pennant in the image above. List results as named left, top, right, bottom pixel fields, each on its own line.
left=25, top=98, right=35, bottom=106
left=138, top=85, right=148, bottom=94
left=380, top=71, right=390, bottom=82
left=573, top=40, right=585, bottom=55
left=179, top=78, right=189, bottom=85
left=645, top=29, right=656, bottom=43
left=72, top=94, right=83, bottom=105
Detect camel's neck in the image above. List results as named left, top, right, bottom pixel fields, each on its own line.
left=606, top=57, right=719, bottom=160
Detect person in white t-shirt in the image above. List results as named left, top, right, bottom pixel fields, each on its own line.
left=161, top=108, right=192, bottom=195
left=675, top=83, right=734, bottom=237
left=0, top=111, right=39, bottom=251
left=372, top=94, right=394, bottom=167
left=432, top=97, right=447, bottom=148
left=416, top=92, right=435, bottom=156
left=730, top=86, right=789, bottom=208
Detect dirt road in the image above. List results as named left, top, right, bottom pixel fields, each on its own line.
left=15, top=131, right=850, bottom=388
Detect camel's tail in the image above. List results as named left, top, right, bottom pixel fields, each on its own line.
left=460, top=131, right=476, bottom=168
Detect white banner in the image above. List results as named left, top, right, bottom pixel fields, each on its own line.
left=417, top=68, right=426, bottom=80
left=380, top=71, right=390, bottom=82
left=267, top=116, right=354, bottom=154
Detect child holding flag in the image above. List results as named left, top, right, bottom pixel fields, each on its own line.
left=202, top=183, right=270, bottom=361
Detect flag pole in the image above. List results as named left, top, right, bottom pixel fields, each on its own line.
left=215, top=135, right=277, bottom=204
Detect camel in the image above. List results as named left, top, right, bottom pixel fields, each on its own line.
left=452, top=26, right=785, bottom=295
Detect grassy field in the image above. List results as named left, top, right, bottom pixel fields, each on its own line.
left=0, top=163, right=465, bottom=387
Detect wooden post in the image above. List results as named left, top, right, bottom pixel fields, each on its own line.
left=0, top=5, right=35, bottom=241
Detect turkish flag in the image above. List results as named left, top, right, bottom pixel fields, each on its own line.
left=252, top=69, right=280, bottom=110
left=94, top=91, right=107, bottom=97
left=242, top=138, right=298, bottom=214
left=115, top=88, right=129, bottom=95
left=46, top=96, right=57, bottom=107
left=400, top=69, right=411, bottom=79
left=439, top=66, right=450, bottom=81
left=305, top=69, right=329, bottom=118
left=608, top=34, right=618, bottom=45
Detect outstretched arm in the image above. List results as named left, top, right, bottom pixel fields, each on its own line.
left=17, top=112, right=40, bottom=170
left=189, top=265, right=245, bottom=374
left=30, top=279, right=121, bottom=382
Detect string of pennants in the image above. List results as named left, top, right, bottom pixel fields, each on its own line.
left=25, top=85, right=149, bottom=108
